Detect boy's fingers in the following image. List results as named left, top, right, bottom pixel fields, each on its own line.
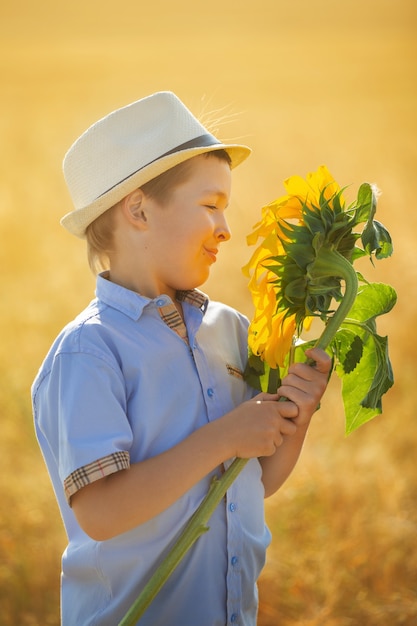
left=253, top=392, right=280, bottom=403
left=305, top=348, right=332, bottom=374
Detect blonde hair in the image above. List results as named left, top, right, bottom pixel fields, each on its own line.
left=85, top=204, right=118, bottom=274
left=85, top=150, right=232, bottom=274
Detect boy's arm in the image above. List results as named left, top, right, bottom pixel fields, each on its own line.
left=71, top=419, right=232, bottom=541
left=72, top=348, right=330, bottom=541
left=259, top=347, right=331, bottom=497
left=259, top=425, right=310, bottom=497
left=71, top=391, right=298, bottom=541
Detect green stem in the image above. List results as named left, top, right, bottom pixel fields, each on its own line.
left=119, top=248, right=359, bottom=626
left=118, top=457, right=248, bottom=626
left=310, top=248, right=359, bottom=352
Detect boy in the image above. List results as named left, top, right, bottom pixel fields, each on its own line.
left=32, top=91, right=331, bottom=625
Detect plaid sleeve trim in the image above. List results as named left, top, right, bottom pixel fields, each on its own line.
left=64, top=450, right=130, bottom=505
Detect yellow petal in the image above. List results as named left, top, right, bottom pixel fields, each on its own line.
left=283, top=175, right=312, bottom=199
left=245, top=164, right=341, bottom=373
left=307, top=165, right=340, bottom=201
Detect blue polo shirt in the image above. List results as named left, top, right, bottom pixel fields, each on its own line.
left=32, top=274, right=271, bottom=626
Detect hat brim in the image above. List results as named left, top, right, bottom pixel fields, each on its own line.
left=60, top=142, right=251, bottom=238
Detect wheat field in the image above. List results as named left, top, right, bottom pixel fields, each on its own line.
left=1, top=1, right=416, bottom=624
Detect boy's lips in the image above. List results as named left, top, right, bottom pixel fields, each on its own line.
left=203, top=247, right=218, bottom=263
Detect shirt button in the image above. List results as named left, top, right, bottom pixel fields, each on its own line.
left=231, top=614, right=238, bottom=623
left=229, top=502, right=237, bottom=512
left=207, top=387, right=214, bottom=398
left=156, top=298, right=165, bottom=307
left=231, top=556, right=239, bottom=566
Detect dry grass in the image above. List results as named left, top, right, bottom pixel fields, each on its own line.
left=1, top=0, right=416, bottom=623
left=258, top=375, right=417, bottom=625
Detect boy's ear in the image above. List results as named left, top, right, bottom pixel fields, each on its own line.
left=121, top=189, right=148, bottom=227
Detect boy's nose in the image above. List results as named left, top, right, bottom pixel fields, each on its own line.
left=216, top=215, right=232, bottom=242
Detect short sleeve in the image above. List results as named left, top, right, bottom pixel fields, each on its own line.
left=35, top=348, right=134, bottom=501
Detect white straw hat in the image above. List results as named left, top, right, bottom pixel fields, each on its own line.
left=61, top=91, right=251, bottom=238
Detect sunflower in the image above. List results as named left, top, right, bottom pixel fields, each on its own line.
left=244, top=166, right=341, bottom=368
left=243, top=165, right=392, bottom=387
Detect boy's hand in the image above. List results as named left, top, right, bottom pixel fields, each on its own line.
left=221, top=392, right=298, bottom=459
left=253, top=348, right=331, bottom=497
left=220, top=348, right=331, bottom=461
left=277, top=347, right=332, bottom=428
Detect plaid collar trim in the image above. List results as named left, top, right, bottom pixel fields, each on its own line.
left=158, top=290, right=208, bottom=345
left=158, top=304, right=189, bottom=344
left=176, top=289, right=208, bottom=312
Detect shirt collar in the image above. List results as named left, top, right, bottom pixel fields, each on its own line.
left=176, top=289, right=209, bottom=313
left=95, top=272, right=209, bottom=320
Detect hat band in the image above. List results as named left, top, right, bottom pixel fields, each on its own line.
left=158, top=132, right=220, bottom=160
left=99, top=133, right=220, bottom=198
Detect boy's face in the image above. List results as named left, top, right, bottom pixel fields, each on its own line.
left=141, top=154, right=232, bottom=298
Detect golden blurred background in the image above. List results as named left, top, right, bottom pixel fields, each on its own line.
left=1, top=1, right=416, bottom=624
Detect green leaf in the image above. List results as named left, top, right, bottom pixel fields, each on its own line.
left=334, top=331, right=364, bottom=374
left=243, top=351, right=264, bottom=392
left=355, top=182, right=377, bottom=223
left=345, top=282, right=397, bottom=323
left=243, top=351, right=281, bottom=393
left=361, top=333, right=393, bottom=408
left=336, top=337, right=383, bottom=435
left=334, top=282, right=397, bottom=434
left=361, top=219, right=393, bottom=259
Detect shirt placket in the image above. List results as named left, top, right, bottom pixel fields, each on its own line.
left=225, top=473, right=243, bottom=624
left=156, top=292, right=244, bottom=623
